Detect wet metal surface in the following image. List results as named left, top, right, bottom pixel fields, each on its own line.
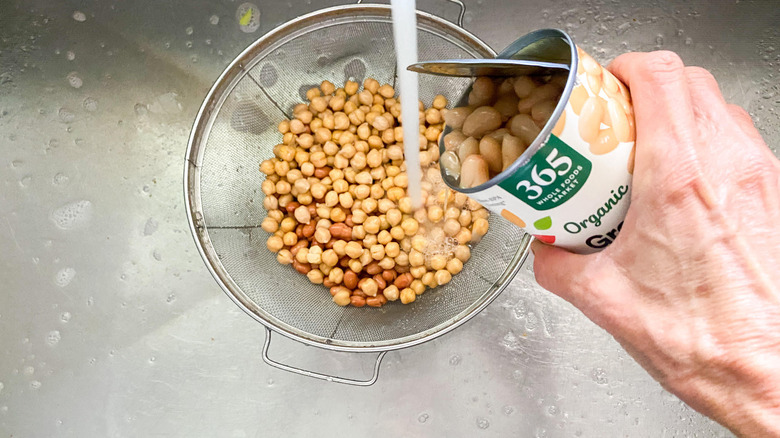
left=1, top=0, right=778, bottom=436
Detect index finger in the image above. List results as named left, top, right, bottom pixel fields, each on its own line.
left=606, top=51, right=698, bottom=151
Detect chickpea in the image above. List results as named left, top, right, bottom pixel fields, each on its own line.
left=330, top=207, right=347, bottom=223
left=390, top=226, right=406, bottom=241
left=394, top=252, right=410, bottom=267
left=339, top=192, right=354, bottom=209
left=314, top=227, right=331, bottom=244
left=282, top=231, right=298, bottom=246
left=363, top=216, right=381, bottom=235
left=306, top=247, right=323, bottom=265
left=387, top=187, right=405, bottom=202
left=278, top=194, right=293, bottom=209
left=432, top=94, right=448, bottom=110
left=400, top=287, right=416, bottom=304
left=454, top=245, right=471, bottom=262
left=401, top=218, right=419, bottom=236
left=295, top=247, right=309, bottom=263
left=456, top=227, right=472, bottom=245
left=472, top=218, right=489, bottom=241
left=434, top=270, right=452, bottom=286
left=351, top=152, right=367, bottom=170
left=410, top=279, right=426, bottom=295
left=316, top=206, right=331, bottom=220
left=361, top=198, right=378, bottom=214
left=427, top=205, right=444, bottom=223
left=370, top=244, right=385, bottom=260
left=369, top=184, right=385, bottom=200
left=276, top=249, right=293, bottom=265
left=378, top=257, right=396, bottom=271
left=307, top=269, right=324, bottom=285
left=263, top=196, right=278, bottom=211
left=267, top=209, right=284, bottom=223
left=332, top=288, right=351, bottom=306
left=366, top=149, right=383, bottom=168
left=332, top=240, right=348, bottom=257
left=443, top=218, right=460, bottom=237
left=409, top=250, right=425, bottom=267
left=261, top=217, right=279, bottom=233
left=266, top=235, right=284, bottom=253
left=280, top=217, right=297, bottom=233
left=358, top=278, right=378, bottom=297
left=289, top=119, right=305, bottom=134
left=430, top=254, right=447, bottom=271
left=458, top=209, right=472, bottom=227
left=352, top=225, right=366, bottom=240
left=344, top=241, right=363, bottom=259
left=328, top=267, right=344, bottom=284
left=410, top=266, right=427, bottom=279
left=294, top=205, right=311, bottom=224
left=381, top=241, right=399, bottom=258
left=380, top=284, right=399, bottom=301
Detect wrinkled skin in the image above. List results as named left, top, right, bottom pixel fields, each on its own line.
left=532, top=51, right=780, bottom=438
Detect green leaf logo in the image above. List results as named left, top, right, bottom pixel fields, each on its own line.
left=534, top=216, right=552, bottom=230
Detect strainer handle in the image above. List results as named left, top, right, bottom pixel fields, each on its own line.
left=355, top=0, right=467, bottom=28
left=262, top=328, right=388, bottom=386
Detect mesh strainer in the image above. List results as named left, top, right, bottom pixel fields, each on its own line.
left=184, top=2, right=532, bottom=385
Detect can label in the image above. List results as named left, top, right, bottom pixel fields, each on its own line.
left=469, top=48, right=636, bottom=254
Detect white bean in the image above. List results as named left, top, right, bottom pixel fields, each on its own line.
left=462, top=106, right=502, bottom=138
left=502, top=134, right=525, bottom=171
left=460, top=155, right=490, bottom=188
left=478, top=136, right=503, bottom=174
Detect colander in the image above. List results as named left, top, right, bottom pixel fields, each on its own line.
left=184, top=1, right=532, bottom=385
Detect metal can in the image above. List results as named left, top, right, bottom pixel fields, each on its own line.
left=441, top=29, right=636, bottom=253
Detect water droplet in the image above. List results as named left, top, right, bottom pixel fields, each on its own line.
left=267, top=378, right=274, bottom=386
left=58, top=108, right=75, bottom=123
left=502, top=405, right=515, bottom=416
left=134, top=103, right=148, bottom=116
left=83, top=97, right=98, bottom=112
left=166, top=293, right=176, bottom=303
left=66, top=51, right=75, bottom=61
left=30, top=380, right=42, bottom=390
left=185, top=41, right=193, bottom=49
left=54, top=268, right=76, bottom=287
left=417, top=413, right=429, bottom=423
left=23, top=366, right=35, bottom=375
left=72, top=11, right=86, bottom=22
left=210, top=14, right=220, bottom=25
left=153, top=250, right=162, bottom=261
left=53, top=173, right=69, bottom=185
left=0, top=382, right=4, bottom=394
left=51, top=200, right=92, bottom=229
left=144, top=217, right=158, bottom=235
left=476, top=417, right=490, bottom=429
left=258, top=63, right=278, bottom=87
left=46, top=330, right=61, bottom=346
left=60, top=312, right=71, bottom=322
left=86, top=296, right=94, bottom=306
left=88, top=357, right=96, bottom=365
left=449, top=354, right=461, bottom=366
left=19, top=175, right=32, bottom=187
left=236, top=3, right=261, bottom=33
left=512, top=369, right=523, bottom=380
left=591, top=367, right=608, bottom=385
left=0, top=406, right=7, bottom=413
left=149, top=356, right=156, bottom=363
left=185, top=26, right=194, bottom=35
left=66, top=72, right=82, bottom=88
left=547, top=405, right=559, bottom=416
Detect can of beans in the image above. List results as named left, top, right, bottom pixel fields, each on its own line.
left=438, top=29, right=635, bottom=254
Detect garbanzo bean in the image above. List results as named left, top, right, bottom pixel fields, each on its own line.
left=434, top=270, right=452, bottom=286
left=277, top=249, right=293, bottom=265
left=261, top=217, right=279, bottom=233
left=266, top=235, right=284, bottom=253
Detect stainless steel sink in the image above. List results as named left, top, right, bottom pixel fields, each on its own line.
left=1, top=0, right=777, bottom=436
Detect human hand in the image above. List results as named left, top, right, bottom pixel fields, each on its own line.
left=531, top=51, right=780, bottom=437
